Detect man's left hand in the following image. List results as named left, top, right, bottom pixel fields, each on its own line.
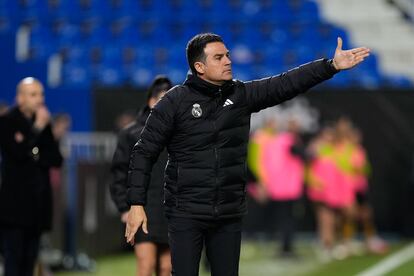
left=333, top=37, right=370, bottom=70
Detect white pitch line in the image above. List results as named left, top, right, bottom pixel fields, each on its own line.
left=356, top=242, right=414, bottom=276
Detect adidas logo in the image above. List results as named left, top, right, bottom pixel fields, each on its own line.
left=223, top=99, right=234, bottom=107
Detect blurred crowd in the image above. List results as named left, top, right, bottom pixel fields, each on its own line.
left=246, top=116, right=388, bottom=261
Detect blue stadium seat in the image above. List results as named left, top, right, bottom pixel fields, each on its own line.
left=258, top=46, right=285, bottom=71
left=166, top=44, right=188, bottom=69
left=384, top=75, right=413, bottom=88
left=201, top=0, right=248, bottom=21
left=350, top=66, right=382, bottom=89
left=230, top=44, right=255, bottom=66
left=50, top=21, right=81, bottom=51
left=29, top=24, right=57, bottom=60
left=0, top=13, right=11, bottom=33
left=154, top=64, right=187, bottom=84
left=288, top=0, right=320, bottom=22
left=258, top=0, right=293, bottom=22
left=128, top=65, right=154, bottom=87
left=62, top=61, right=92, bottom=88
left=231, top=65, right=254, bottom=81
left=63, top=45, right=89, bottom=62
left=117, top=0, right=166, bottom=18
left=101, top=45, right=123, bottom=68
left=94, top=64, right=126, bottom=86
left=163, top=18, right=198, bottom=46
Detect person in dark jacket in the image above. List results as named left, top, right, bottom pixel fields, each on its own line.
left=0, top=77, right=63, bottom=276
left=125, top=33, right=370, bottom=276
left=110, top=76, right=172, bottom=276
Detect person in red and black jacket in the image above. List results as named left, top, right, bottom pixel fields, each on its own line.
left=0, top=77, right=63, bottom=276
left=110, top=76, right=172, bottom=276
left=125, top=33, right=370, bottom=276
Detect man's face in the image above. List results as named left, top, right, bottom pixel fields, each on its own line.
left=17, top=82, right=44, bottom=114
left=195, top=42, right=232, bottom=85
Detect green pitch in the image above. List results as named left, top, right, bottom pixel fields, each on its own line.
left=55, top=240, right=413, bottom=276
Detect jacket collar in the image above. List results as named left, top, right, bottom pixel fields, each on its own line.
left=184, top=74, right=234, bottom=97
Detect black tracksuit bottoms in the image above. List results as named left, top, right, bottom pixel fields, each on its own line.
left=168, top=216, right=242, bottom=276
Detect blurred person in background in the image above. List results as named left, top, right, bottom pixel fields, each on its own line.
left=260, top=118, right=305, bottom=257
left=329, top=117, right=359, bottom=259
left=0, top=101, right=9, bottom=189
left=110, top=76, right=173, bottom=276
left=125, top=33, right=370, bottom=275
left=307, top=117, right=387, bottom=261
left=336, top=119, right=388, bottom=255
left=307, top=124, right=339, bottom=261
left=51, top=113, right=71, bottom=142
left=114, top=109, right=137, bottom=133
left=49, top=113, right=71, bottom=189
left=246, top=119, right=278, bottom=237
left=0, top=77, right=63, bottom=276
left=0, top=101, right=7, bottom=271
left=34, top=113, right=72, bottom=276
left=307, top=119, right=359, bottom=260
left=247, top=118, right=279, bottom=206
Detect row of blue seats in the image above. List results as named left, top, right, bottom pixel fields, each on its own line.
left=26, top=18, right=339, bottom=36
left=1, top=0, right=318, bottom=15
left=59, top=46, right=335, bottom=67
left=2, top=18, right=336, bottom=40
left=25, top=19, right=349, bottom=59
left=28, top=27, right=346, bottom=47
left=29, top=38, right=348, bottom=66
left=1, top=15, right=322, bottom=35
left=0, top=1, right=320, bottom=29
left=61, top=59, right=405, bottom=89
left=58, top=45, right=379, bottom=85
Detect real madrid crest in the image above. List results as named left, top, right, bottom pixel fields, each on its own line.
left=191, top=103, right=202, bottom=118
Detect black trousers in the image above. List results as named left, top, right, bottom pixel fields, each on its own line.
left=168, top=217, right=242, bottom=276
left=262, top=200, right=296, bottom=253
left=0, top=227, right=40, bottom=276
left=276, top=200, right=295, bottom=253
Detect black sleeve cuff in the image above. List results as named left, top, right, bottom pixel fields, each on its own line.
left=327, top=59, right=340, bottom=74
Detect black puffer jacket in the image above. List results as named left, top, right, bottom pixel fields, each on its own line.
left=127, top=59, right=338, bottom=219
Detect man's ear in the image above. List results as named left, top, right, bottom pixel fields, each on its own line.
left=194, top=61, right=205, bottom=75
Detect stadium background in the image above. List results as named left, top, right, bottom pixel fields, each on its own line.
left=1, top=0, right=414, bottom=275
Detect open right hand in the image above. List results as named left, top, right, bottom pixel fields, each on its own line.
left=125, top=205, right=148, bottom=246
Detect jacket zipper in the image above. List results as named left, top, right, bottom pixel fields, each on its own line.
left=176, top=165, right=181, bottom=208
left=213, top=146, right=218, bottom=217
left=213, top=89, right=222, bottom=217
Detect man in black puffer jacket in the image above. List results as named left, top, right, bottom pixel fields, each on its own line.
left=125, top=33, right=370, bottom=276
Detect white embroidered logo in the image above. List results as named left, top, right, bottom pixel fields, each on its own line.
left=191, top=103, right=202, bottom=118
left=223, top=99, right=234, bottom=107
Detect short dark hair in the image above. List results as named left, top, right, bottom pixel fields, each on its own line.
left=146, top=75, right=172, bottom=103
left=186, top=33, right=224, bottom=75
